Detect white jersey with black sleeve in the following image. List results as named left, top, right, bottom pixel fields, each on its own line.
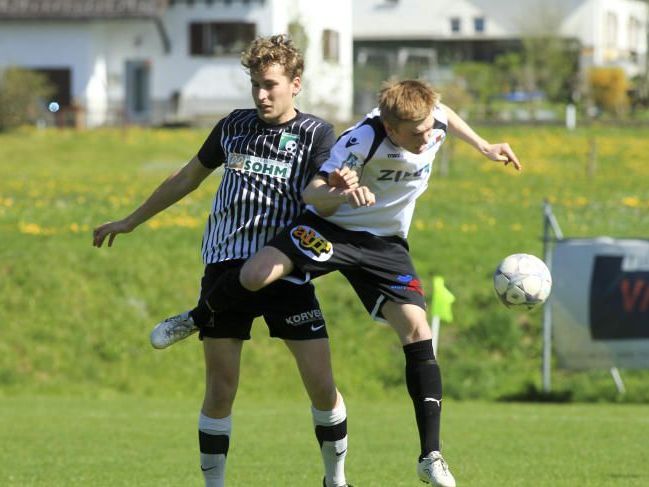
left=197, top=109, right=335, bottom=263
left=310, top=106, right=448, bottom=238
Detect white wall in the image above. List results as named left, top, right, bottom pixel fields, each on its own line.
left=89, top=20, right=162, bottom=125
left=158, top=0, right=353, bottom=121
left=0, top=0, right=354, bottom=126
left=157, top=1, right=273, bottom=116
left=294, top=0, right=353, bottom=121
left=0, top=22, right=93, bottom=102
left=0, top=19, right=163, bottom=127
left=353, top=0, right=647, bottom=76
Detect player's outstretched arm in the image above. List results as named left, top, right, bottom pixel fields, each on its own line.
left=442, top=103, right=521, bottom=170
left=93, top=156, right=214, bottom=247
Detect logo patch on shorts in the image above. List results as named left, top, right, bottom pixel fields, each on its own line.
left=290, top=225, right=333, bottom=261
left=390, top=274, right=424, bottom=295
left=285, top=309, right=324, bottom=326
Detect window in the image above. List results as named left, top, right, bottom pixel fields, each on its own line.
left=322, top=29, right=340, bottom=63
left=474, top=17, right=485, bottom=33
left=189, top=22, right=256, bottom=56
left=628, top=17, right=641, bottom=48
left=450, top=17, right=461, bottom=33
left=33, top=68, right=71, bottom=107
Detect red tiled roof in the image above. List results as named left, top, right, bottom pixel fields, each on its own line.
left=0, top=0, right=168, bottom=19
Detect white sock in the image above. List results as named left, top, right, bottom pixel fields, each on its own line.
left=312, top=395, right=348, bottom=487
left=198, top=413, right=231, bottom=487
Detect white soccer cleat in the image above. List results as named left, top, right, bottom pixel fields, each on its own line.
left=150, top=311, right=198, bottom=349
left=417, top=451, right=456, bottom=487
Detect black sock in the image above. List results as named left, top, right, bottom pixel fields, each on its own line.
left=404, top=340, right=442, bottom=459
left=190, top=266, right=254, bottom=326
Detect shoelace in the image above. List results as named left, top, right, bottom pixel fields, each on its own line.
left=165, top=316, right=191, bottom=337
left=434, top=456, right=450, bottom=474
left=423, top=455, right=449, bottom=476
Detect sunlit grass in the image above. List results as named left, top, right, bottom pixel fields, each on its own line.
left=1, top=125, right=648, bottom=401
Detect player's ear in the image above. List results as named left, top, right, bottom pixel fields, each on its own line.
left=383, top=120, right=397, bottom=138
left=291, top=76, right=302, bottom=97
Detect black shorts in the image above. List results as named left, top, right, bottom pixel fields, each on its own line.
left=268, top=211, right=426, bottom=321
left=198, top=260, right=328, bottom=341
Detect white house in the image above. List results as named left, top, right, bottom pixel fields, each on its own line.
left=353, top=0, right=648, bottom=76
left=0, top=0, right=353, bottom=127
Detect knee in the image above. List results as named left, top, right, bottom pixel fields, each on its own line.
left=311, top=383, right=338, bottom=411
left=205, top=365, right=238, bottom=400
left=203, top=377, right=237, bottom=416
left=240, top=261, right=267, bottom=291
left=401, top=321, right=432, bottom=344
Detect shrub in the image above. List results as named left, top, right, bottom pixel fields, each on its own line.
left=588, top=67, right=630, bottom=116
left=0, top=67, right=54, bottom=130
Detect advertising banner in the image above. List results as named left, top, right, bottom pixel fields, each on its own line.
left=551, top=238, right=649, bottom=370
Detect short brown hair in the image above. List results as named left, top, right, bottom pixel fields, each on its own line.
left=378, top=80, right=440, bottom=126
left=241, top=34, right=304, bottom=80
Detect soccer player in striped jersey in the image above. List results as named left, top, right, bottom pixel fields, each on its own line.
left=93, top=35, right=353, bottom=487
left=157, top=79, right=521, bottom=486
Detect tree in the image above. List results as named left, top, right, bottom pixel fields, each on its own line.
left=516, top=5, right=580, bottom=102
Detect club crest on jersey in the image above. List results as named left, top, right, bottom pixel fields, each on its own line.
left=279, top=132, right=299, bottom=153
left=342, top=152, right=361, bottom=171
left=227, top=153, right=291, bottom=179
left=290, top=225, right=333, bottom=261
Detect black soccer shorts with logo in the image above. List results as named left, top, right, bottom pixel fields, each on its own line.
left=267, top=211, right=427, bottom=321
left=198, top=259, right=328, bottom=341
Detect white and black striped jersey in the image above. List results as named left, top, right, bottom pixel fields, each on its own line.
left=310, top=106, right=448, bottom=238
left=197, top=109, right=335, bottom=263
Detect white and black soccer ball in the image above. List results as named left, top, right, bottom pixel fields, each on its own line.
left=493, top=253, right=552, bottom=310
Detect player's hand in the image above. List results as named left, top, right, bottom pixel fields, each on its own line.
left=482, top=143, right=521, bottom=170
left=328, top=167, right=359, bottom=190
left=344, top=186, right=375, bottom=208
left=93, top=219, right=134, bottom=247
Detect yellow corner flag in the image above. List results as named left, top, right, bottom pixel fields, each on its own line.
left=432, top=276, right=455, bottom=322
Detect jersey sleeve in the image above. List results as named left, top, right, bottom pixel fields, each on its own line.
left=307, top=123, right=336, bottom=177
left=197, top=118, right=226, bottom=169
left=318, top=124, right=374, bottom=177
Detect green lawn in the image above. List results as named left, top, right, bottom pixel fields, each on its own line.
left=1, top=126, right=649, bottom=485
left=1, top=396, right=647, bottom=486
left=1, top=126, right=649, bottom=401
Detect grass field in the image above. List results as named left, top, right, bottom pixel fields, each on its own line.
left=1, top=125, right=648, bottom=400
left=2, top=395, right=648, bottom=486
left=1, top=125, right=649, bottom=485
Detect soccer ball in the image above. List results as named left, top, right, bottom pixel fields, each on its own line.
left=493, top=253, right=552, bottom=310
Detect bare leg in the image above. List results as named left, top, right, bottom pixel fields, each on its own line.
left=240, top=246, right=295, bottom=291
left=381, top=301, right=431, bottom=345
left=285, top=339, right=347, bottom=487
left=284, top=338, right=337, bottom=410
left=199, top=338, right=243, bottom=487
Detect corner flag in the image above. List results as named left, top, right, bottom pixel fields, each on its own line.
left=431, top=276, right=455, bottom=356
left=432, top=276, right=455, bottom=322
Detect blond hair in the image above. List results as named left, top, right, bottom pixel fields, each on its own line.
left=241, top=34, right=304, bottom=80
left=378, top=80, right=440, bottom=126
